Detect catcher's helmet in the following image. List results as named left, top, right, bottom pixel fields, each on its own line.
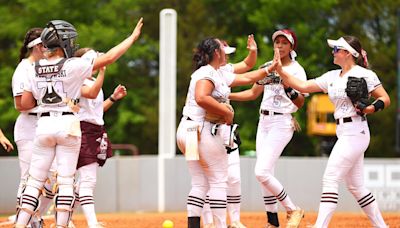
left=41, top=20, right=78, bottom=58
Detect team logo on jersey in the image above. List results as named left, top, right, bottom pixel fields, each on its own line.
left=34, top=59, right=67, bottom=79
left=42, top=86, right=62, bottom=104
left=35, top=59, right=68, bottom=106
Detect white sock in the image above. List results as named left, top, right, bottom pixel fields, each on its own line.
left=80, top=188, right=98, bottom=227
left=358, top=193, right=387, bottom=227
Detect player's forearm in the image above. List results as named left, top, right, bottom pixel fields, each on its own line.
left=82, top=74, right=105, bottom=99
left=21, top=91, right=36, bottom=110
left=231, top=68, right=268, bottom=87
left=229, top=89, right=258, bottom=101
left=103, top=99, right=114, bottom=112
left=242, top=49, right=257, bottom=69
left=92, top=16, right=142, bottom=71
left=291, top=93, right=305, bottom=108
left=196, top=96, right=230, bottom=116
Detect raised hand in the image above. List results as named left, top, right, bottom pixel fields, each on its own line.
left=131, top=17, right=144, bottom=42
left=112, top=84, right=128, bottom=101
left=272, top=47, right=282, bottom=72
left=247, top=34, right=258, bottom=52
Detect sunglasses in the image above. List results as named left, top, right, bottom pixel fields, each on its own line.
left=333, top=46, right=345, bottom=53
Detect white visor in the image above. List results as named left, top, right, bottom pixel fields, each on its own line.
left=224, top=46, right=236, bottom=55
left=327, top=37, right=359, bottom=58
left=27, top=37, right=42, bottom=48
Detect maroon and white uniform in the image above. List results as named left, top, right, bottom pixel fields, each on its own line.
left=177, top=64, right=235, bottom=228
left=16, top=56, right=93, bottom=226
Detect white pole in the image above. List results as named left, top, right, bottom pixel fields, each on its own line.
left=158, top=8, right=177, bottom=212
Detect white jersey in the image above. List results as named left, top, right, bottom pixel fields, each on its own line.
left=314, top=65, right=381, bottom=119
left=220, top=63, right=235, bottom=92
left=12, top=59, right=31, bottom=99
left=260, top=60, right=307, bottom=113
left=182, top=64, right=235, bottom=121
left=12, top=59, right=39, bottom=112
left=78, top=78, right=105, bottom=126
left=11, top=59, right=39, bottom=141
left=24, top=57, right=94, bottom=113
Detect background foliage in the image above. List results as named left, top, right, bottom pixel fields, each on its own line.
left=0, top=0, right=398, bottom=157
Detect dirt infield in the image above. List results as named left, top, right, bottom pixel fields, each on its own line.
left=1, top=212, right=399, bottom=227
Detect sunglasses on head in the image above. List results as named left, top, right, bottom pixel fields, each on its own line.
left=333, top=46, right=345, bottom=53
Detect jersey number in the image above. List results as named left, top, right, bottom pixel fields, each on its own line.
left=37, top=80, right=66, bottom=105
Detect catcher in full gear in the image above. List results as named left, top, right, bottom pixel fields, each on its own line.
left=14, top=17, right=143, bottom=228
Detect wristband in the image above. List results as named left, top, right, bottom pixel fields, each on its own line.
left=284, top=87, right=299, bottom=100
left=109, top=95, right=117, bottom=102
left=372, top=99, right=384, bottom=112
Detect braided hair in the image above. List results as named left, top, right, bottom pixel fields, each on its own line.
left=193, top=38, right=220, bottom=70
left=19, top=27, right=43, bottom=62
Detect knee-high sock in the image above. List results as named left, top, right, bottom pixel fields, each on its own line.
left=80, top=188, right=98, bottom=227
left=209, top=187, right=227, bottom=228
left=358, top=193, right=387, bottom=227
left=227, top=181, right=241, bottom=222
left=314, top=192, right=338, bottom=227
left=201, top=195, right=213, bottom=225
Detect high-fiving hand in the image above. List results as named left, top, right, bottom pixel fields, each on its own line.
left=131, top=17, right=144, bottom=42
left=112, top=84, right=128, bottom=101
left=247, top=34, right=258, bottom=52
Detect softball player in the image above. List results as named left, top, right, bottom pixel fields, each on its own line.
left=11, top=27, right=58, bottom=228
left=202, top=37, right=258, bottom=228
left=73, top=48, right=127, bottom=228
left=277, top=36, right=390, bottom=227
left=230, top=29, right=306, bottom=228
left=14, top=18, right=143, bottom=228
left=176, top=37, right=277, bottom=228
left=0, top=128, right=14, bottom=152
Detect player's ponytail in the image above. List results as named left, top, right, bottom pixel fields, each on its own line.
left=193, top=38, right=220, bottom=70
left=19, top=28, right=43, bottom=62
left=343, top=36, right=368, bottom=68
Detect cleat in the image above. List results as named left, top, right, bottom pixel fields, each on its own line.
left=8, top=214, right=17, bottom=222
left=68, top=221, right=76, bottom=228
left=30, top=218, right=44, bottom=228
left=286, top=207, right=304, bottom=228
left=14, top=224, right=27, bottom=228
left=228, top=221, right=247, bottom=228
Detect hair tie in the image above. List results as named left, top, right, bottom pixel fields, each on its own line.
left=361, top=49, right=368, bottom=68
left=290, top=50, right=297, bottom=60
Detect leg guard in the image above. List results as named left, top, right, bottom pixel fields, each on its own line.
left=15, top=186, right=41, bottom=227
left=54, top=194, right=75, bottom=227
left=54, top=174, right=75, bottom=227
